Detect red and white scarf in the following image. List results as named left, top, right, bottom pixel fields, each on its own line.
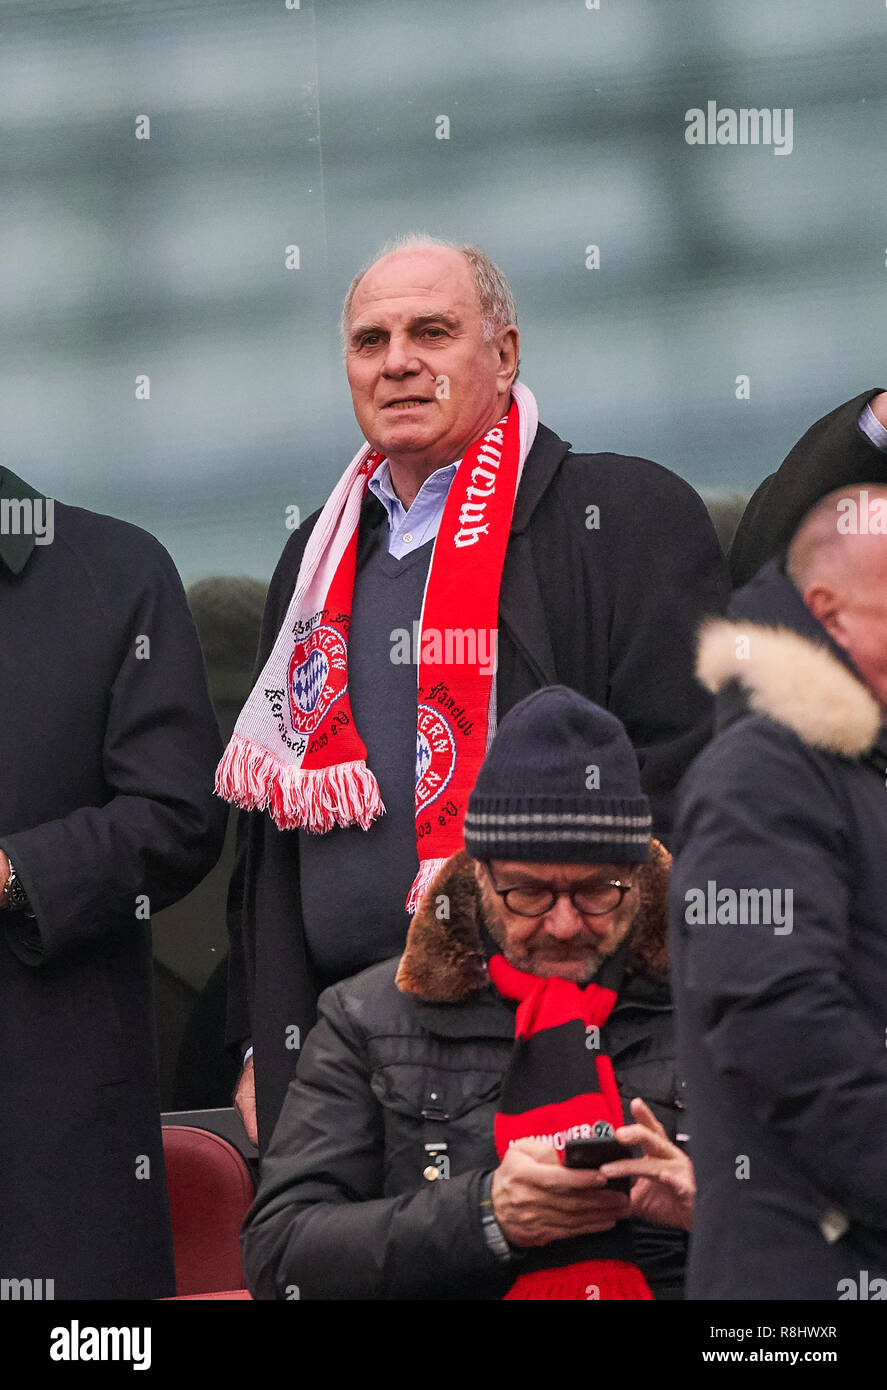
left=215, top=382, right=539, bottom=911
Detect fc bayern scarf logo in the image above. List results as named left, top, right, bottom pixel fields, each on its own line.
left=414, top=704, right=457, bottom=817
left=288, top=627, right=348, bottom=734
left=215, top=382, right=539, bottom=911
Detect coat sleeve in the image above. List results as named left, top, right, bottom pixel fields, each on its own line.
left=671, top=720, right=887, bottom=1228
left=599, top=461, right=730, bottom=841
left=223, top=810, right=252, bottom=1058
left=0, top=535, right=226, bottom=965
left=728, top=388, right=887, bottom=587
left=241, top=982, right=509, bottom=1300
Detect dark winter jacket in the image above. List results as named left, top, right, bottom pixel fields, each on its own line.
left=240, top=842, right=689, bottom=1300
left=729, top=388, right=887, bottom=586
left=669, top=558, right=887, bottom=1300
left=0, top=469, right=226, bottom=1299
left=227, top=422, right=729, bottom=1149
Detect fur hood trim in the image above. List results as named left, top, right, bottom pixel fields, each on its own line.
left=697, top=619, right=882, bottom=758
left=395, top=840, right=671, bottom=1003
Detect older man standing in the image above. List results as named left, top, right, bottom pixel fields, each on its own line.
left=222, top=235, right=730, bottom=1150
left=241, top=687, right=693, bottom=1300
left=670, top=484, right=887, bottom=1299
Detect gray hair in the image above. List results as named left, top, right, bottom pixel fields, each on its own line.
left=341, top=234, right=518, bottom=347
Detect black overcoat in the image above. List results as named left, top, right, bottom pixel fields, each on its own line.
left=669, top=560, right=887, bottom=1299
left=227, top=422, right=731, bottom=1149
left=729, top=387, right=887, bottom=586
left=0, top=469, right=226, bottom=1299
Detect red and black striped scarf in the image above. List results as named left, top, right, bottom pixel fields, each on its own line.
left=488, top=948, right=653, bottom=1300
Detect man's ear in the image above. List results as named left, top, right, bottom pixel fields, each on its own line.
left=804, top=582, right=847, bottom=646
left=471, top=857, right=485, bottom=886
left=495, top=326, right=519, bottom=392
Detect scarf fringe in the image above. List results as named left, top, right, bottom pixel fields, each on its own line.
left=215, top=734, right=385, bottom=832
left=405, top=856, right=448, bottom=915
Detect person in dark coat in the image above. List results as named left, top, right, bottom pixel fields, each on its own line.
left=0, top=467, right=227, bottom=1299
left=669, top=483, right=887, bottom=1300
left=729, top=388, right=887, bottom=586
left=224, top=235, right=731, bottom=1152
left=241, top=688, right=694, bottom=1300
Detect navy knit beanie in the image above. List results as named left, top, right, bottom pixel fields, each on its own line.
left=463, top=686, right=651, bottom=864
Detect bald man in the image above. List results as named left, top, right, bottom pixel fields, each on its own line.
left=224, top=235, right=731, bottom=1150
left=669, top=484, right=887, bottom=1300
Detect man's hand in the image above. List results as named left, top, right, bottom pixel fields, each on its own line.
left=234, top=1054, right=258, bottom=1147
left=598, top=1097, right=695, bottom=1231
left=0, top=849, right=9, bottom=909
left=490, top=1138, right=630, bottom=1248
left=871, top=391, right=887, bottom=428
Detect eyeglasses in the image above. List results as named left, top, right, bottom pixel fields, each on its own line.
left=484, top=864, right=634, bottom=918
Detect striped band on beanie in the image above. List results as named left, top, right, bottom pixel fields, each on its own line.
left=463, top=686, right=651, bottom=864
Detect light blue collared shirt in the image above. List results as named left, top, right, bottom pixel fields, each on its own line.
left=367, top=458, right=461, bottom=558
left=859, top=401, right=887, bottom=453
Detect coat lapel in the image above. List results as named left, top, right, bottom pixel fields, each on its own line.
left=498, top=531, right=559, bottom=687
left=497, top=423, right=571, bottom=688
left=0, top=469, right=46, bottom=576
left=511, top=422, right=572, bottom=534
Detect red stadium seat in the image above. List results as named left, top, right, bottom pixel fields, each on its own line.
left=161, top=1124, right=255, bottom=1298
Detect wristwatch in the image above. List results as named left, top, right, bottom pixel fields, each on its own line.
left=479, top=1170, right=513, bottom=1262
left=1, top=860, right=31, bottom=913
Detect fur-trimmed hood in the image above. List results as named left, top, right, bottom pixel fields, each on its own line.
left=697, top=619, right=882, bottom=757
left=697, top=560, right=884, bottom=759
left=395, top=840, right=672, bottom=1004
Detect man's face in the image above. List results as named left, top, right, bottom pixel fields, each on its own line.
left=810, top=533, right=887, bottom=712
left=345, top=247, right=518, bottom=474
left=834, top=589, right=887, bottom=712
left=475, top=859, right=639, bottom=984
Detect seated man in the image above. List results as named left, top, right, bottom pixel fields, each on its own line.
left=241, top=686, right=694, bottom=1300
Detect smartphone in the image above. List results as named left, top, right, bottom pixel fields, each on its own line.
left=562, top=1137, right=631, bottom=1194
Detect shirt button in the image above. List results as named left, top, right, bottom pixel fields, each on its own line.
left=402, top=532, right=413, bottom=544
